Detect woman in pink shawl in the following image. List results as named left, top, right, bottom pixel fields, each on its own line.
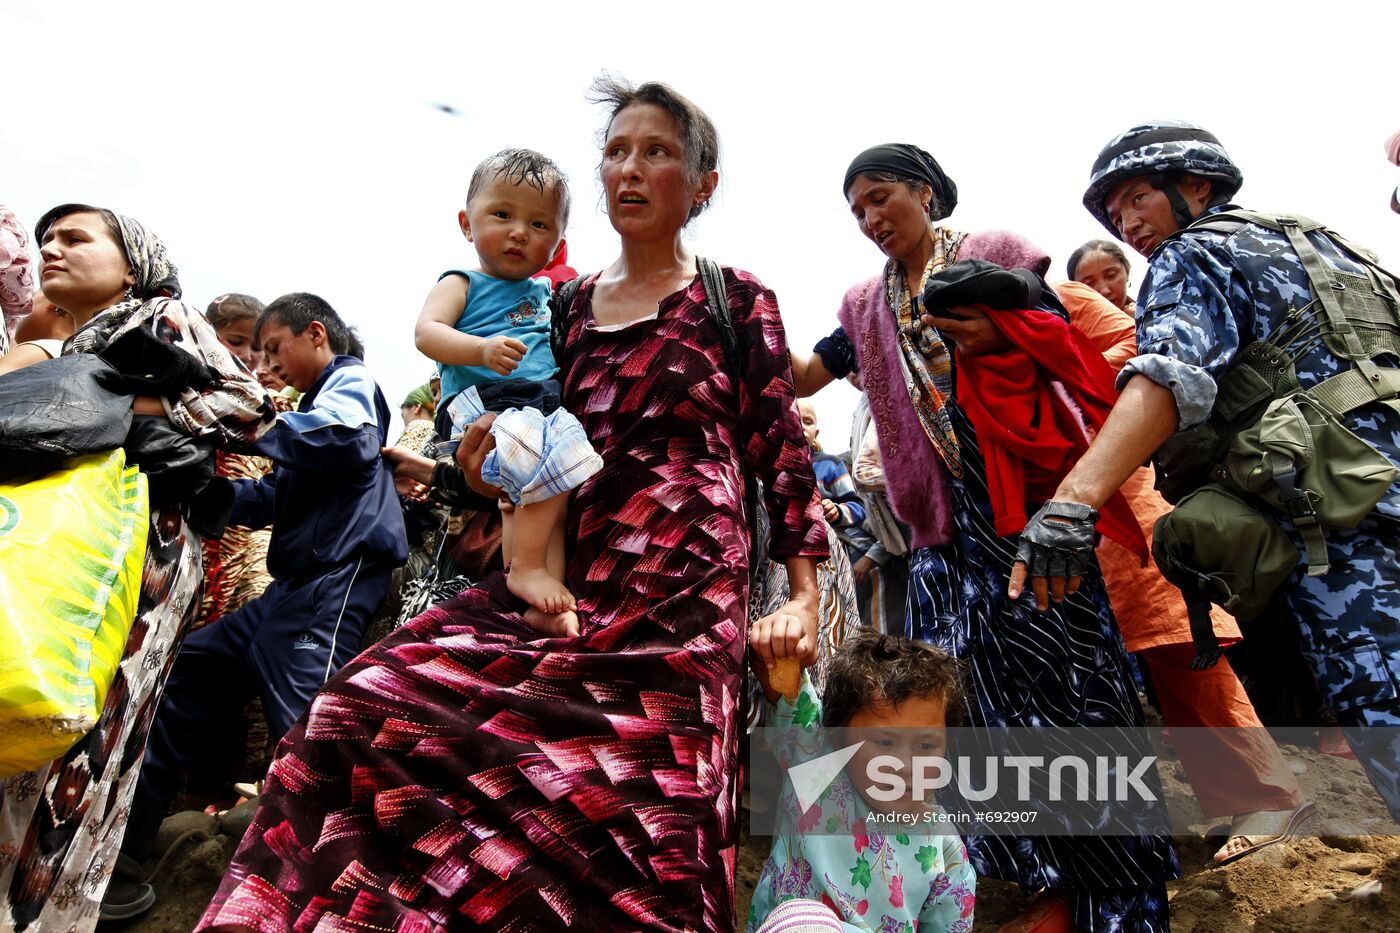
left=793, top=144, right=1177, bottom=933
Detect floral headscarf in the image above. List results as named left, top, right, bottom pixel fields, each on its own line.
left=112, top=212, right=181, bottom=301
left=34, top=204, right=182, bottom=355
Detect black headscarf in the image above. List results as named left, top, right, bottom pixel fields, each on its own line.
left=843, top=144, right=958, bottom=220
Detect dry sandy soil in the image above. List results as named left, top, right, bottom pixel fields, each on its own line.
left=104, top=743, right=1399, bottom=932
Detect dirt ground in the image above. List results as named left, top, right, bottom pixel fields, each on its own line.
left=104, top=743, right=1399, bottom=932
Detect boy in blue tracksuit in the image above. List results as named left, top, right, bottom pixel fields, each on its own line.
left=120, top=292, right=406, bottom=875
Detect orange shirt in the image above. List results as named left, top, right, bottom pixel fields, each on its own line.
left=1051, top=281, right=1240, bottom=651
left=1054, top=281, right=1137, bottom=374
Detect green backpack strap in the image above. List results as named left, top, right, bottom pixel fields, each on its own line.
left=1271, top=216, right=1379, bottom=373
left=1187, top=208, right=1400, bottom=417
left=1309, top=367, right=1400, bottom=415
left=1186, top=211, right=1389, bottom=379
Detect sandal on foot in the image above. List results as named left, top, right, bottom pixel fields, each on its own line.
left=99, top=853, right=156, bottom=921
left=1318, top=727, right=1357, bottom=760
left=1213, top=801, right=1316, bottom=865
left=232, top=780, right=263, bottom=799
left=998, top=891, right=1073, bottom=933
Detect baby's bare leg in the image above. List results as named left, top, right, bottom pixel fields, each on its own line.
left=520, top=505, right=578, bottom=637
left=506, top=492, right=576, bottom=614
left=547, top=501, right=567, bottom=585
left=499, top=499, right=515, bottom=569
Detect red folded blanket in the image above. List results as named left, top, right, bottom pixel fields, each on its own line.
left=955, top=306, right=1147, bottom=562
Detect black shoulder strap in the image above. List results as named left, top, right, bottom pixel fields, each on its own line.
left=549, top=275, right=586, bottom=363
left=695, top=256, right=765, bottom=568
left=696, top=256, right=744, bottom=384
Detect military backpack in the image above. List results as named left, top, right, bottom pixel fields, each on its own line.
left=1149, top=211, right=1400, bottom=666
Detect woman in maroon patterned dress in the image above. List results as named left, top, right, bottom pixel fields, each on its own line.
left=198, top=78, right=827, bottom=933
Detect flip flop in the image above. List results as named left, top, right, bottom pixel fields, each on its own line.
left=98, top=853, right=156, bottom=921
left=232, top=780, right=263, bottom=799
left=1213, top=801, right=1316, bottom=865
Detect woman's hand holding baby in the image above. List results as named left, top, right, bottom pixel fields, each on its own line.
left=455, top=413, right=505, bottom=499
left=921, top=304, right=1011, bottom=356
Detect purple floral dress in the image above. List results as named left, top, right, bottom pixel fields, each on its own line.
left=748, top=677, right=975, bottom=932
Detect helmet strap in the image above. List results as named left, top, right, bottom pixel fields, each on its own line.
left=1149, top=171, right=1199, bottom=229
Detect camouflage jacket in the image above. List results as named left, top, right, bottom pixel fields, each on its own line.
left=1121, top=203, right=1400, bottom=512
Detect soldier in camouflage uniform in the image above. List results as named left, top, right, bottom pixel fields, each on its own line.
left=1008, top=120, right=1400, bottom=822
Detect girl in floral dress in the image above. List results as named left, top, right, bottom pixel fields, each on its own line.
left=749, top=631, right=975, bottom=933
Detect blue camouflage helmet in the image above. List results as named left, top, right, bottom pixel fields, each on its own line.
left=1083, top=120, right=1244, bottom=237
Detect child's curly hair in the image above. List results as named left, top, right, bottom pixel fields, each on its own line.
left=822, top=631, right=966, bottom=728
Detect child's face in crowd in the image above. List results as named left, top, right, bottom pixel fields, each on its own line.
left=844, top=694, right=948, bottom=814
left=459, top=175, right=564, bottom=281
left=797, top=401, right=820, bottom=448
left=258, top=319, right=328, bottom=393
left=215, top=317, right=259, bottom=370
left=257, top=362, right=287, bottom=391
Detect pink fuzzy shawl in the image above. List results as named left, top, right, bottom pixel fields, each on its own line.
left=837, top=229, right=1051, bottom=548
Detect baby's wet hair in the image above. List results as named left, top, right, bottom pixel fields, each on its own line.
left=822, top=631, right=966, bottom=728
left=466, top=148, right=571, bottom=229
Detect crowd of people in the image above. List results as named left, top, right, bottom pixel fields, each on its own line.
left=1, top=81, right=1399, bottom=933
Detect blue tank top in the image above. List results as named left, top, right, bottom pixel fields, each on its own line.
left=437, top=270, right=557, bottom=403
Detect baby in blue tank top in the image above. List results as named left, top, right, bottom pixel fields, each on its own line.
left=414, top=149, right=601, bottom=633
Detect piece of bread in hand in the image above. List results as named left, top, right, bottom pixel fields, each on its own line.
left=770, top=656, right=801, bottom=700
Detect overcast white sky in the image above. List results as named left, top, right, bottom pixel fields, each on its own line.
left=4, top=0, right=1396, bottom=448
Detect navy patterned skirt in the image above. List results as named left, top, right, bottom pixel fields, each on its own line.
left=906, top=406, right=1178, bottom=932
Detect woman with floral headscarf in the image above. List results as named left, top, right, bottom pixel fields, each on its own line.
left=0, top=204, right=274, bottom=931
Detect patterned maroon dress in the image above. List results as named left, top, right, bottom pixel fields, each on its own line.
left=198, top=267, right=827, bottom=933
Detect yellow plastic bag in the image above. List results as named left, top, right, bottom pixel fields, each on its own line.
left=0, top=450, right=149, bottom=776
